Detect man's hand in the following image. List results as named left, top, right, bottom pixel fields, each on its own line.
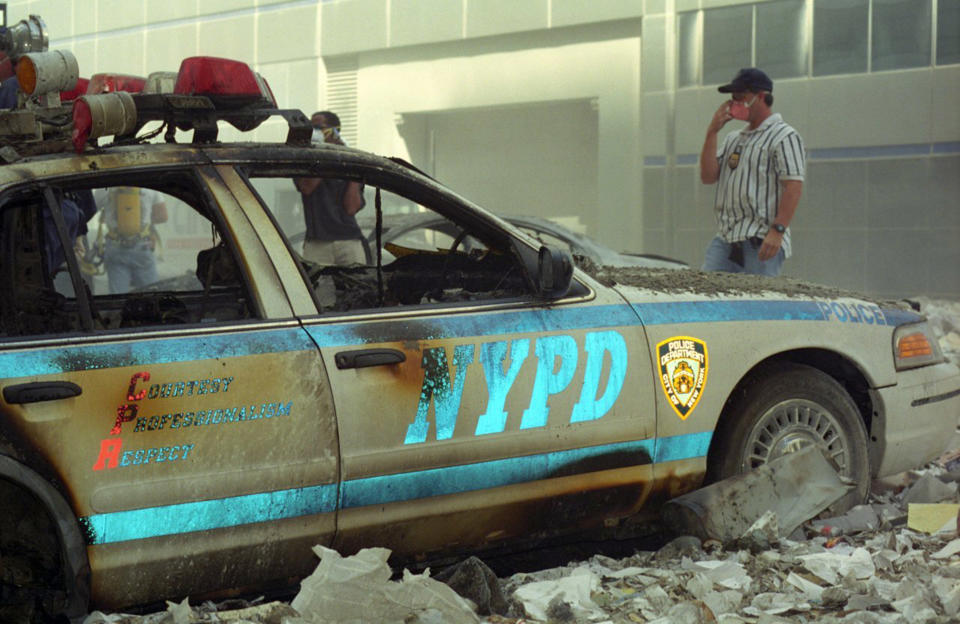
left=758, top=230, right=783, bottom=261
left=708, top=101, right=734, bottom=135
left=701, top=101, right=734, bottom=184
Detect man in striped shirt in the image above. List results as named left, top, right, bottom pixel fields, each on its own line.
left=699, top=67, right=805, bottom=277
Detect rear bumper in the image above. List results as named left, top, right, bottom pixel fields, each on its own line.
left=873, top=361, right=960, bottom=477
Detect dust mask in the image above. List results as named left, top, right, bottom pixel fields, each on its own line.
left=729, top=94, right=757, bottom=121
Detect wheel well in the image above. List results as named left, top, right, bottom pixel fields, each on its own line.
left=0, top=455, right=91, bottom=620
left=707, top=349, right=877, bottom=476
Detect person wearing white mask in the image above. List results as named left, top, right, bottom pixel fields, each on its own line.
left=294, top=111, right=366, bottom=270
left=699, top=68, right=805, bottom=276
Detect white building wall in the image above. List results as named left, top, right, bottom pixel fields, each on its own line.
left=9, top=0, right=958, bottom=298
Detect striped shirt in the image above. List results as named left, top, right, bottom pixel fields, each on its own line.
left=714, top=113, right=805, bottom=258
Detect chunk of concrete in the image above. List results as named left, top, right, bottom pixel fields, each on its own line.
left=432, top=556, right=507, bottom=616
left=662, top=444, right=851, bottom=543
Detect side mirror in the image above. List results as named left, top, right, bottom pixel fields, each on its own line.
left=537, top=245, right=573, bottom=299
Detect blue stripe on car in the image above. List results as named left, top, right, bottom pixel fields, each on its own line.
left=0, top=300, right=919, bottom=378
left=82, top=432, right=712, bottom=545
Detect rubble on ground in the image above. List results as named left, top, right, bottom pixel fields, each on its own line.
left=82, top=448, right=960, bottom=624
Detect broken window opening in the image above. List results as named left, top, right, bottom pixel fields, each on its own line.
left=0, top=173, right=257, bottom=339
left=246, top=171, right=533, bottom=314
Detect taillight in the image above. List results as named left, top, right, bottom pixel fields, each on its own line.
left=86, top=73, right=146, bottom=95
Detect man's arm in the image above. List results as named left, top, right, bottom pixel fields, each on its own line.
left=758, top=179, right=803, bottom=261
left=700, top=101, right=733, bottom=184
left=295, top=177, right=322, bottom=196
left=342, top=181, right=364, bottom=216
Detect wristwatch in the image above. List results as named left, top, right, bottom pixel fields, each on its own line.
left=771, top=223, right=786, bottom=234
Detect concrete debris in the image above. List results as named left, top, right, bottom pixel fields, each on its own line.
left=900, top=473, right=959, bottom=505
left=432, top=555, right=508, bottom=616
left=79, top=446, right=960, bottom=624
left=663, top=444, right=851, bottom=544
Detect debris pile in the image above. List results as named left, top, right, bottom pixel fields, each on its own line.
left=82, top=448, right=960, bottom=624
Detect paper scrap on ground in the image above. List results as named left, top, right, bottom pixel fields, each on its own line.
left=907, top=503, right=960, bottom=534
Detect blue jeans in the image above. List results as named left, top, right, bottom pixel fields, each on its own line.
left=104, top=241, right=158, bottom=294
left=701, top=236, right=784, bottom=276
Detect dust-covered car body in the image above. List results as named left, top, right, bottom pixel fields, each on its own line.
left=0, top=63, right=958, bottom=623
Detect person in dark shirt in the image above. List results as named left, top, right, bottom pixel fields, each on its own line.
left=294, top=111, right=366, bottom=267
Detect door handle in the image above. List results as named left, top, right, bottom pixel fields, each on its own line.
left=3, top=381, right=83, bottom=404
left=335, top=348, right=406, bottom=370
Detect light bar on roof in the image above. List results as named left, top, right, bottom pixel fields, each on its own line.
left=60, top=77, right=90, bottom=103
left=72, top=91, right=137, bottom=153
left=86, top=73, right=146, bottom=95
left=143, top=71, right=177, bottom=94
left=16, top=49, right=79, bottom=97
left=174, top=56, right=275, bottom=106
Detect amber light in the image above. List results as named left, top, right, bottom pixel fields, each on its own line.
left=16, top=56, right=37, bottom=94
left=897, top=332, right=933, bottom=359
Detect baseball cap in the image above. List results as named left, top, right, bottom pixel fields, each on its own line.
left=718, top=68, right=773, bottom=93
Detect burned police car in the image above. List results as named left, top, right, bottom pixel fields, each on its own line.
left=0, top=16, right=958, bottom=623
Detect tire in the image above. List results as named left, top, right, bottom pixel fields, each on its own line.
left=709, top=363, right=870, bottom=514
left=0, top=457, right=90, bottom=623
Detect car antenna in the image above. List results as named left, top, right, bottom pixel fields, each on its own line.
left=375, top=186, right=384, bottom=306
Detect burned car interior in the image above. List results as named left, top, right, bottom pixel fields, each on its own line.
left=0, top=175, right=255, bottom=338
left=247, top=171, right=547, bottom=313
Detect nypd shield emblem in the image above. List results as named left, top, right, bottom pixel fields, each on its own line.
left=656, top=336, right=708, bottom=420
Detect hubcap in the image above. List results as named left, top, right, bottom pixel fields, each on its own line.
left=741, top=399, right=849, bottom=474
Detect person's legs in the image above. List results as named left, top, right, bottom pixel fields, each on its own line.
left=331, top=239, right=367, bottom=266
left=701, top=236, right=744, bottom=273
left=302, top=240, right=337, bottom=308
left=742, top=238, right=785, bottom=276
left=104, top=246, right=132, bottom=294
left=128, top=245, right=159, bottom=290
left=302, top=239, right=336, bottom=265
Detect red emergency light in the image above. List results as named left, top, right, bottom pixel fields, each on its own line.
left=0, top=52, right=12, bottom=82
left=173, top=56, right=276, bottom=106
left=60, top=77, right=89, bottom=102
left=86, top=73, right=146, bottom=95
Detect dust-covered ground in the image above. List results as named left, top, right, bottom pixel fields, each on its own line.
left=80, top=298, right=960, bottom=624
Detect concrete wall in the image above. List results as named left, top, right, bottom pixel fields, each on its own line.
left=15, top=0, right=960, bottom=299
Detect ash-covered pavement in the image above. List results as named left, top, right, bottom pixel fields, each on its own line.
left=82, top=299, right=960, bottom=624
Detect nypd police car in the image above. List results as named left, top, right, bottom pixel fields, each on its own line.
left=0, top=34, right=958, bottom=622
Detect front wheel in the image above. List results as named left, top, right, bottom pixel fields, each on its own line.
left=708, top=363, right=870, bottom=514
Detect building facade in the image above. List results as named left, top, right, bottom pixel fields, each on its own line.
left=36, top=0, right=960, bottom=298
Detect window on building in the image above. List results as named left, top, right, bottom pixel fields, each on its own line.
left=938, top=0, right=960, bottom=65
left=702, top=5, right=753, bottom=86
left=757, top=0, right=807, bottom=79
left=678, top=11, right=699, bottom=88
left=813, top=0, right=869, bottom=76
left=873, top=0, right=932, bottom=71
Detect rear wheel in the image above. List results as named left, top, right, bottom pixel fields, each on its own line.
left=0, top=461, right=89, bottom=624
left=709, top=363, right=870, bottom=514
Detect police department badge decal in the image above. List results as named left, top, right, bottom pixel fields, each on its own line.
left=656, top=336, right=708, bottom=420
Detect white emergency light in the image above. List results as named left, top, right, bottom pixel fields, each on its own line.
left=143, top=71, right=177, bottom=94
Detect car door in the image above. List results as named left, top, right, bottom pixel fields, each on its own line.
left=243, top=162, right=658, bottom=559
left=0, top=166, right=338, bottom=609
